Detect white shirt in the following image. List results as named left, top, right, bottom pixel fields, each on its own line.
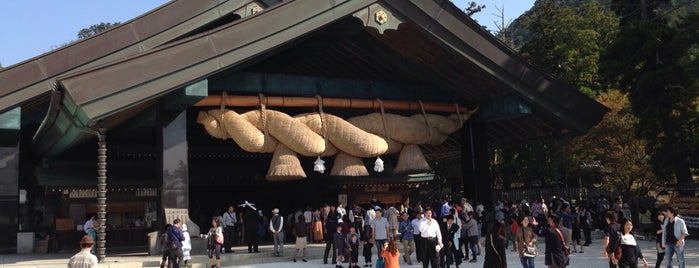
left=269, top=215, right=284, bottom=232
left=337, top=206, right=346, bottom=218
left=67, top=249, right=98, bottom=268
left=365, top=209, right=376, bottom=226
left=620, top=233, right=637, bottom=246
left=83, top=219, right=95, bottom=234
left=303, top=210, right=313, bottom=223
left=462, top=202, right=474, bottom=213
left=419, top=217, right=442, bottom=243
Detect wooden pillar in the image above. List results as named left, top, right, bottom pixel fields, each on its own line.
left=96, top=128, right=107, bottom=262
left=460, top=120, right=491, bottom=208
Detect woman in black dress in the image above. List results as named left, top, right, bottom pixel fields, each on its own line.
left=484, top=221, right=507, bottom=268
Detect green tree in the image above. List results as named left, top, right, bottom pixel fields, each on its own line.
left=601, top=0, right=699, bottom=189
left=77, top=22, right=121, bottom=39
left=490, top=1, right=620, bottom=191
left=560, top=90, right=661, bottom=197
left=518, top=0, right=618, bottom=95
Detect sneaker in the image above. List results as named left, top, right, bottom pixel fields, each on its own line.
left=303, top=259, right=308, bottom=262
left=293, top=258, right=296, bottom=262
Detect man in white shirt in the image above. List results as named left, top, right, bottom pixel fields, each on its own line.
left=67, top=235, right=98, bottom=268
left=419, top=208, right=442, bottom=268
left=371, top=208, right=390, bottom=260
left=411, top=212, right=424, bottom=263
left=222, top=205, right=238, bottom=253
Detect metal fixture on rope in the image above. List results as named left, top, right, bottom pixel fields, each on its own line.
left=313, top=95, right=326, bottom=174
left=374, top=99, right=387, bottom=173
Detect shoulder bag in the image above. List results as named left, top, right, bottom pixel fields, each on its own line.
left=522, top=229, right=538, bottom=257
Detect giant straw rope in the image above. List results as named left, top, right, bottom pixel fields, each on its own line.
left=196, top=103, right=476, bottom=181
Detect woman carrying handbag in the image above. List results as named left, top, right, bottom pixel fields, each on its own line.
left=516, top=216, right=539, bottom=268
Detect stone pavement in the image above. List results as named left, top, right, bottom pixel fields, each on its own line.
left=1, top=239, right=697, bottom=268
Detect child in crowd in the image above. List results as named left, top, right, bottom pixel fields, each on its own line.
left=345, top=226, right=359, bottom=264
left=182, top=224, right=192, bottom=267
left=334, top=225, right=346, bottom=268
left=348, top=233, right=360, bottom=268
left=361, top=221, right=374, bottom=267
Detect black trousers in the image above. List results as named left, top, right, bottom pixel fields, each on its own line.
left=167, top=247, right=183, bottom=268
left=414, top=236, right=423, bottom=262
left=324, top=239, right=337, bottom=264
left=245, top=231, right=259, bottom=252
left=439, top=239, right=462, bottom=266
left=422, top=238, right=439, bottom=268
left=224, top=226, right=236, bottom=251
left=582, top=227, right=592, bottom=245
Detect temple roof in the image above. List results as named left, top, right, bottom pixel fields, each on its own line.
left=0, top=0, right=608, bottom=158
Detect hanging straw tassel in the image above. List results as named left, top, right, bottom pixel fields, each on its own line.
left=330, top=152, right=369, bottom=176
left=267, top=144, right=307, bottom=181
left=394, top=144, right=430, bottom=174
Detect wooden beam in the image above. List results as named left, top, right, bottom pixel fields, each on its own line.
left=193, top=95, right=471, bottom=113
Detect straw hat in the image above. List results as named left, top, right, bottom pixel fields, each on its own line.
left=80, top=235, right=94, bottom=246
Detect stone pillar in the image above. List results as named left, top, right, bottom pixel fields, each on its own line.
left=161, top=111, right=199, bottom=235
left=0, top=107, right=20, bottom=253
left=460, top=120, right=491, bottom=209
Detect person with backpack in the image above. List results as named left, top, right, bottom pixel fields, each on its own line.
left=544, top=214, right=569, bottom=268
left=604, top=211, right=622, bottom=268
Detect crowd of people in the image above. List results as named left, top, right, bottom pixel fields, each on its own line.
left=66, top=195, right=689, bottom=268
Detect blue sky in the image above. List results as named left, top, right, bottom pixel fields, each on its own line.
left=0, top=0, right=534, bottom=67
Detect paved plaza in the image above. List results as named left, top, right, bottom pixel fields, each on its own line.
left=1, top=239, right=697, bottom=268
left=222, top=239, right=698, bottom=268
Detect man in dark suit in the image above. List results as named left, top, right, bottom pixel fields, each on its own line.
left=439, top=215, right=461, bottom=268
